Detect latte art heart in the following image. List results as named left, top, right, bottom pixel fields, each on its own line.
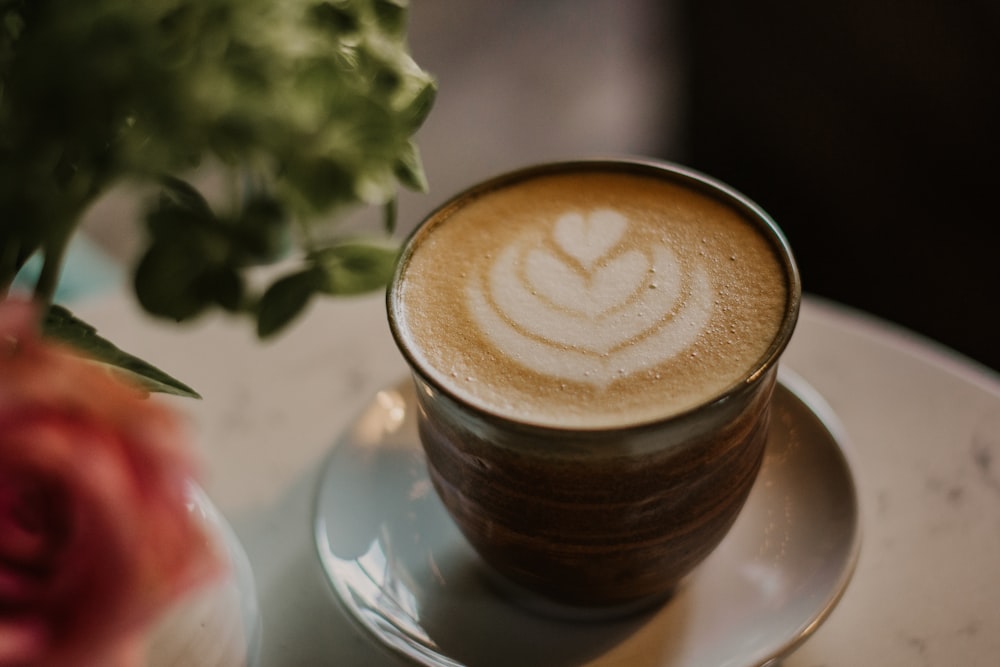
left=466, top=209, right=713, bottom=387
left=524, top=246, right=649, bottom=318
left=553, top=210, right=628, bottom=269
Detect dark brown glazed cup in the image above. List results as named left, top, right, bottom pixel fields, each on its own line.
left=388, top=159, right=801, bottom=612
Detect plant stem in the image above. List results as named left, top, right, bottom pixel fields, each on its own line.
left=0, top=238, right=19, bottom=298
left=33, top=230, right=71, bottom=308
left=32, top=164, right=111, bottom=308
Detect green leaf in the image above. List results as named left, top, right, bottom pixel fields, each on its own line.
left=308, top=2, right=360, bottom=35
left=397, top=77, right=436, bottom=132
left=42, top=305, right=200, bottom=398
left=393, top=140, right=428, bottom=192
left=201, top=265, right=244, bottom=312
left=133, top=240, right=210, bottom=322
left=382, top=197, right=398, bottom=235
left=374, top=0, right=408, bottom=36
left=282, top=157, right=357, bottom=213
left=312, top=239, right=399, bottom=296
left=158, top=175, right=216, bottom=220
left=234, top=195, right=290, bottom=264
left=256, top=268, right=324, bottom=338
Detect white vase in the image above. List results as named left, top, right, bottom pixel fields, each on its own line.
left=147, top=485, right=261, bottom=667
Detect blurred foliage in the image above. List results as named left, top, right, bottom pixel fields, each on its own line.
left=0, top=0, right=434, bottom=394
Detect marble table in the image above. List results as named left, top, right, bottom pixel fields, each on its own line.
left=76, top=291, right=1000, bottom=666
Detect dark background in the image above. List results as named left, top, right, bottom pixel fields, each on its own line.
left=675, top=0, right=1000, bottom=372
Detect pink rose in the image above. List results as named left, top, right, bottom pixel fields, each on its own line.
left=0, top=299, right=222, bottom=667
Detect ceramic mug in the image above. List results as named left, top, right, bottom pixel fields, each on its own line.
left=387, top=159, right=801, bottom=612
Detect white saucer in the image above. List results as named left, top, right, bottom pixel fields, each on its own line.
left=314, top=370, right=861, bottom=667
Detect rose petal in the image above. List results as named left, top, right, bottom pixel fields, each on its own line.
left=0, top=475, right=65, bottom=566
left=0, top=615, right=47, bottom=664
left=0, top=564, right=42, bottom=602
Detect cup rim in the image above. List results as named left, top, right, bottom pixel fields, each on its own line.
left=386, top=157, right=802, bottom=435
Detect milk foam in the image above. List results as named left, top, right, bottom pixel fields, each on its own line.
left=393, top=169, right=790, bottom=429
left=466, top=209, right=713, bottom=386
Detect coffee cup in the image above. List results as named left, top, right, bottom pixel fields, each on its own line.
left=387, top=159, right=800, bottom=611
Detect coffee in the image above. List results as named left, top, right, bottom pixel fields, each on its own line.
left=391, top=164, right=791, bottom=429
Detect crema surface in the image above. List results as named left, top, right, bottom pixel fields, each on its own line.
left=392, top=169, right=790, bottom=429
